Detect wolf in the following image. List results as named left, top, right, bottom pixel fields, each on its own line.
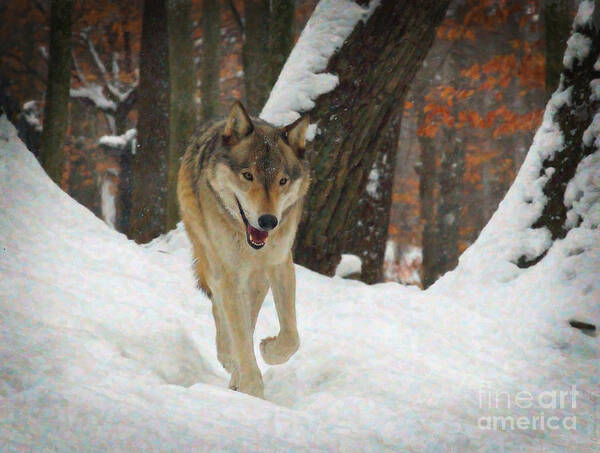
left=177, top=101, right=310, bottom=398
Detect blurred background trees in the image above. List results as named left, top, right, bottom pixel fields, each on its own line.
left=129, top=0, right=170, bottom=243
left=39, top=0, right=74, bottom=185
left=167, top=0, right=196, bottom=231
left=0, top=0, right=569, bottom=288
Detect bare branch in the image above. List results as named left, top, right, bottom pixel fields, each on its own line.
left=71, top=50, right=86, bottom=83
left=120, top=87, right=137, bottom=114
left=80, top=30, right=125, bottom=103
left=111, top=52, right=119, bottom=80
left=227, top=0, right=244, bottom=34
left=80, top=31, right=108, bottom=78
left=70, top=85, right=117, bottom=113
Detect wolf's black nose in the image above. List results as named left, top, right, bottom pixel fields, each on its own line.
left=258, top=214, right=278, bottom=230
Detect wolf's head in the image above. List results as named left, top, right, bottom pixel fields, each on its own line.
left=209, top=101, right=310, bottom=250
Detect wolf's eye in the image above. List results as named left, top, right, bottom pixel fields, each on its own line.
left=242, top=172, right=254, bottom=181
left=279, top=177, right=288, bottom=186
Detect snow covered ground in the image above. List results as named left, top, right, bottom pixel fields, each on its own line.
left=1, top=84, right=598, bottom=453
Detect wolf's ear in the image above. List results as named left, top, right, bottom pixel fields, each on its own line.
left=223, top=101, right=253, bottom=145
left=282, top=115, right=309, bottom=159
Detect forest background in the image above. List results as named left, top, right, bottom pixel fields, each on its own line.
left=0, top=0, right=573, bottom=287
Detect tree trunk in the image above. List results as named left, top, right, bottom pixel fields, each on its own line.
left=121, top=4, right=133, bottom=74
left=294, top=0, right=450, bottom=276
left=418, top=133, right=438, bottom=289
left=268, top=0, right=294, bottom=91
left=117, top=149, right=133, bottom=234
left=129, top=0, right=170, bottom=243
left=519, top=7, right=600, bottom=268
left=40, top=0, right=73, bottom=186
left=200, top=0, right=221, bottom=121
left=345, top=110, right=402, bottom=283
left=107, top=94, right=137, bottom=234
left=428, top=38, right=466, bottom=286
left=543, top=0, right=575, bottom=97
left=167, top=0, right=196, bottom=231
left=433, top=134, right=464, bottom=280
left=243, top=0, right=270, bottom=115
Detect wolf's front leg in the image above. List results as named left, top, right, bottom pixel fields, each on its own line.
left=261, top=255, right=300, bottom=365
left=218, top=281, right=264, bottom=398
left=211, top=301, right=235, bottom=374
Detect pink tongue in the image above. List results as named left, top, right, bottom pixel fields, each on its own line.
left=248, top=225, right=268, bottom=242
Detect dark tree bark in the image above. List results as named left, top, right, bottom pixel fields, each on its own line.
left=345, top=109, right=402, bottom=284
left=121, top=4, right=133, bottom=74
left=243, top=0, right=270, bottom=115
left=518, top=8, right=600, bottom=268
left=129, top=0, right=170, bottom=243
left=427, top=39, right=466, bottom=287
left=268, top=0, right=294, bottom=90
left=200, top=0, right=221, bottom=121
left=433, top=131, right=464, bottom=281
left=117, top=147, right=133, bottom=234
left=167, top=0, right=196, bottom=231
left=294, top=0, right=450, bottom=276
left=543, top=0, right=575, bottom=97
left=40, top=0, right=73, bottom=186
left=417, top=132, right=438, bottom=289
left=242, top=0, right=294, bottom=116
left=110, top=87, right=137, bottom=232
left=113, top=92, right=136, bottom=234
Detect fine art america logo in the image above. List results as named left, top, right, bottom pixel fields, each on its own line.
left=477, top=383, right=580, bottom=431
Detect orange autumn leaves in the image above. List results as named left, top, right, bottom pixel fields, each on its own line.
left=416, top=101, right=543, bottom=139
left=389, top=0, right=546, bottom=267
left=415, top=50, right=543, bottom=139
left=415, top=0, right=544, bottom=141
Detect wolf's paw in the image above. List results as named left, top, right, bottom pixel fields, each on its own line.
left=228, top=369, right=239, bottom=391
left=260, top=334, right=299, bottom=365
left=233, top=370, right=264, bottom=399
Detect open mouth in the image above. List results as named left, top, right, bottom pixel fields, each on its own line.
left=235, top=197, right=268, bottom=250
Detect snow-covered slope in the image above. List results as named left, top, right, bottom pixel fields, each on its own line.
left=1, top=96, right=598, bottom=452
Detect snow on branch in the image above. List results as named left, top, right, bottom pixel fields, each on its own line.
left=80, top=29, right=131, bottom=103
left=99, top=128, right=137, bottom=154
left=260, top=0, right=380, bottom=130
left=70, top=30, right=138, bottom=126
left=20, top=101, right=42, bottom=132
left=70, top=84, right=117, bottom=113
